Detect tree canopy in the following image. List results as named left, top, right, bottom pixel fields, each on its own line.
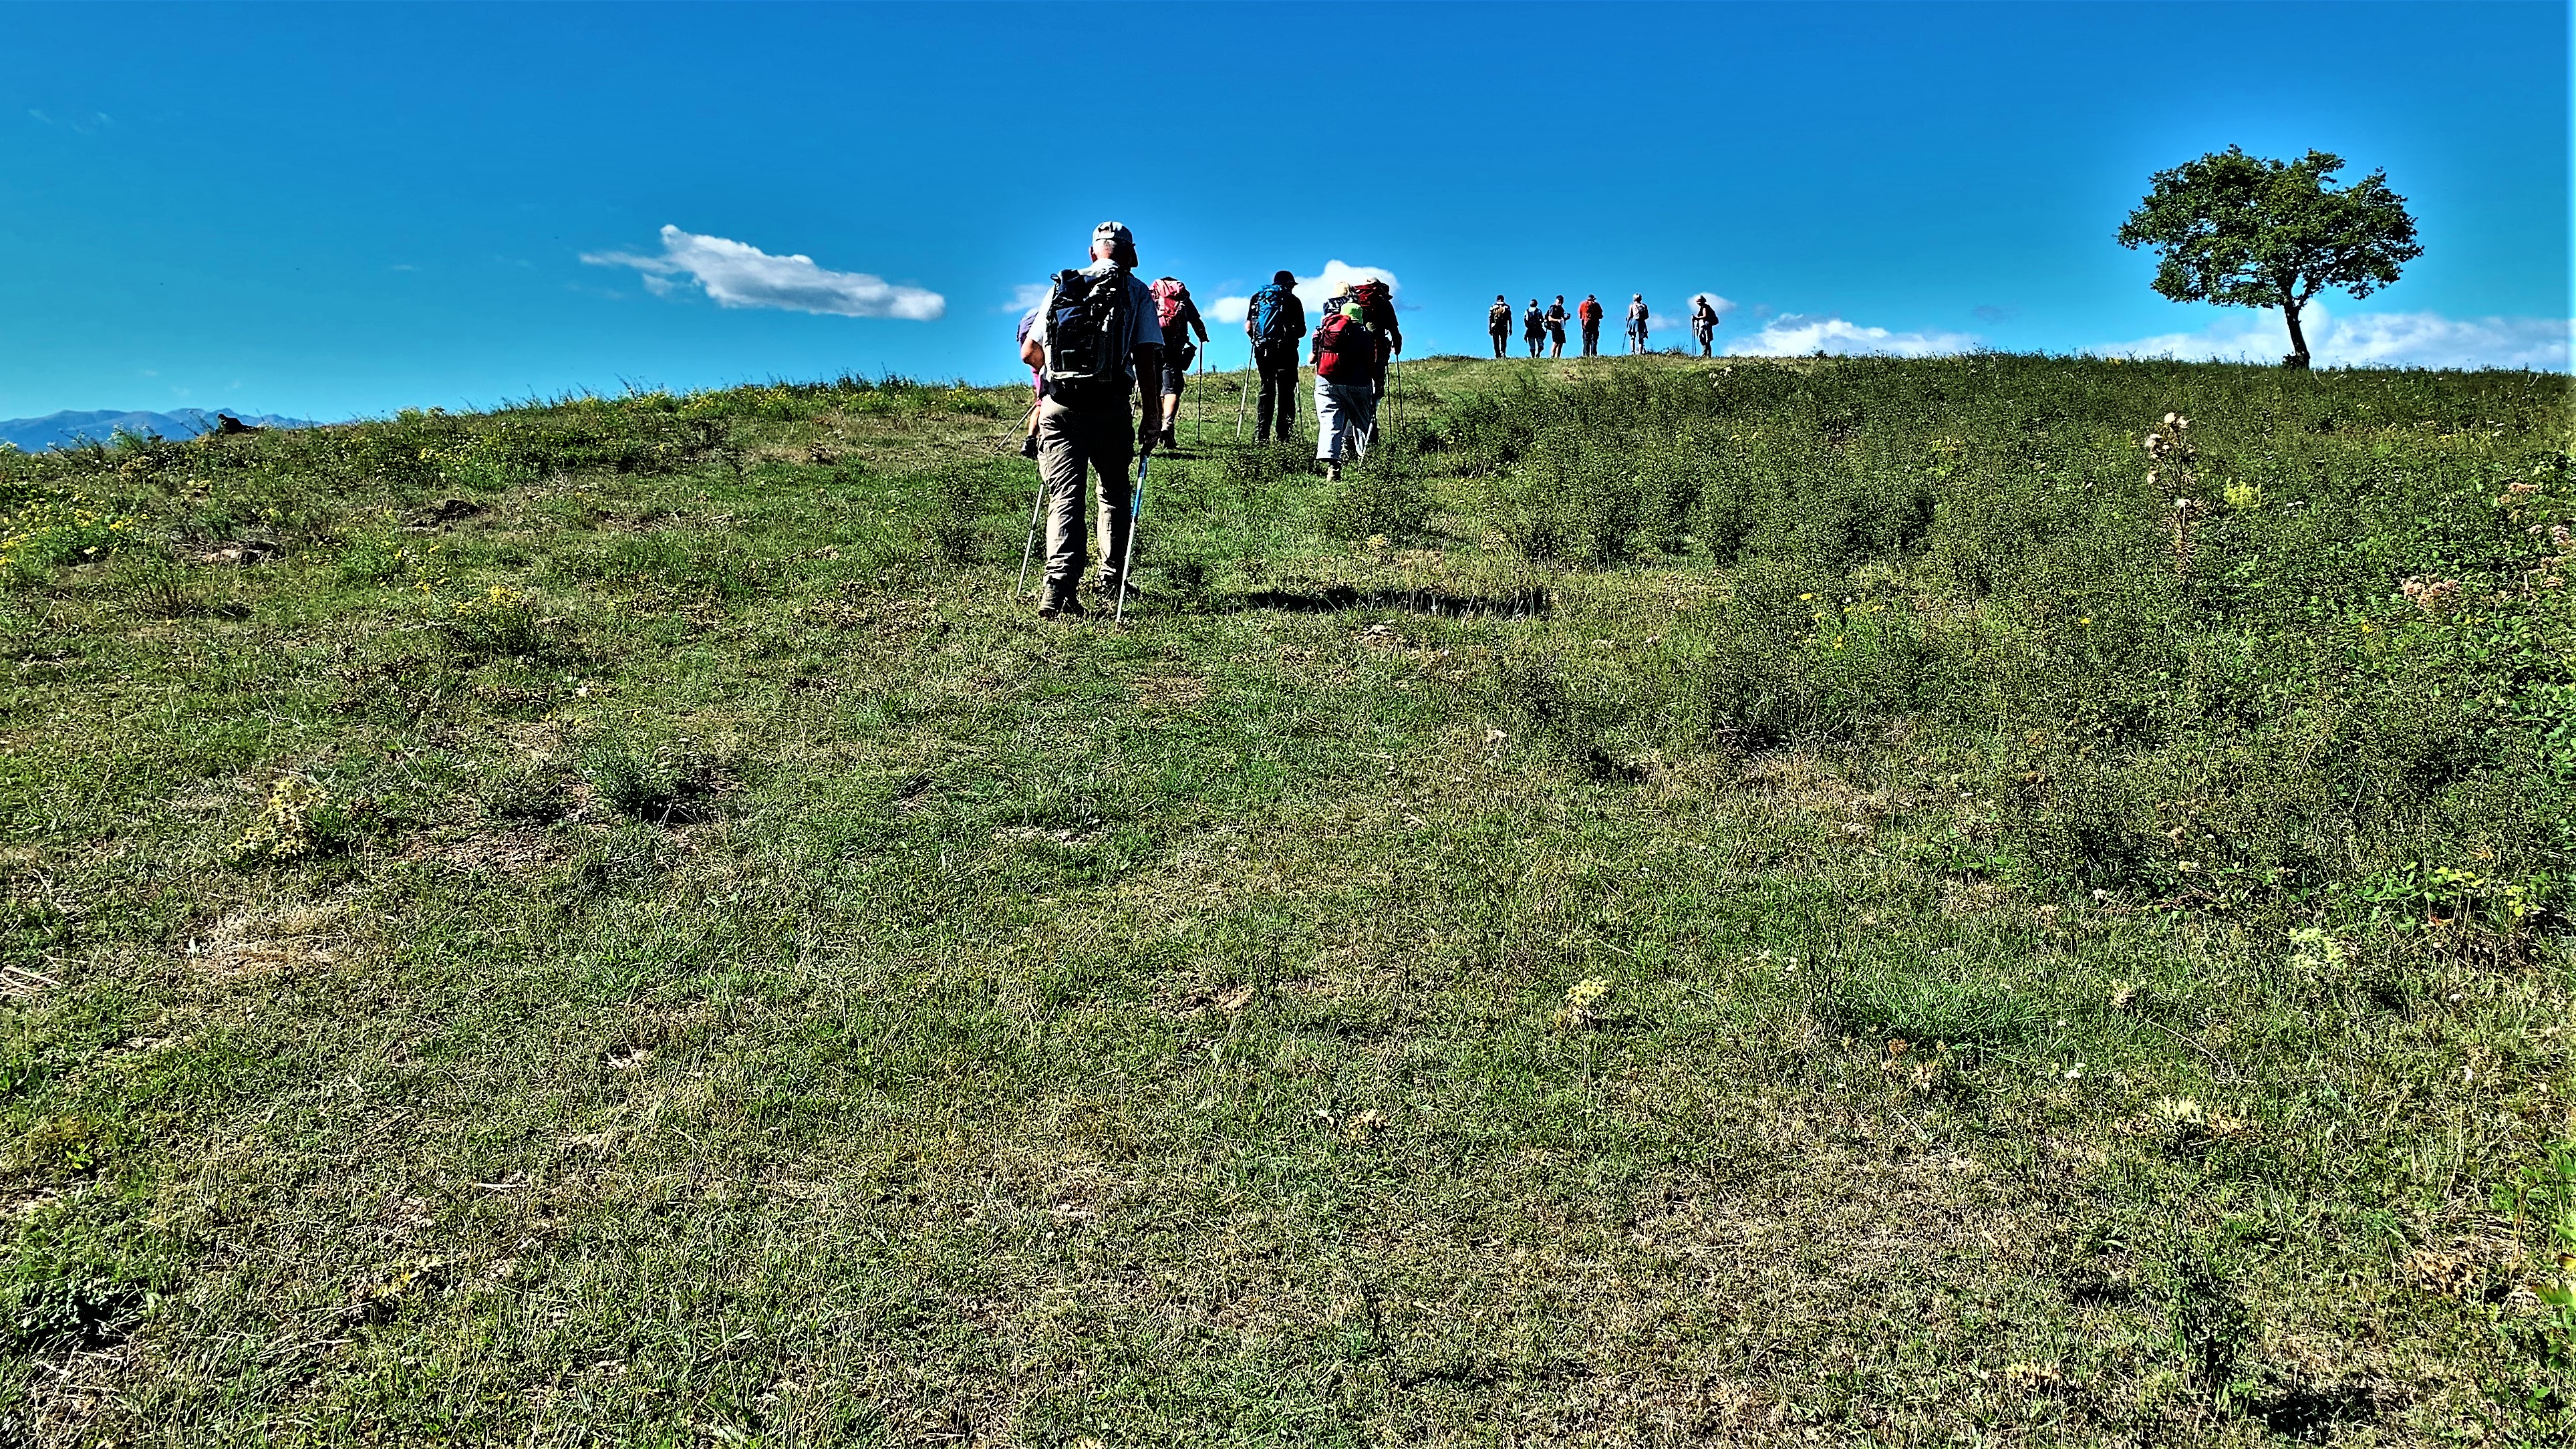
left=2117, top=147, right=2421, bottom=368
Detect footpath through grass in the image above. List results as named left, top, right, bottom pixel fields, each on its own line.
left=1, top=356, right=2571, bottom=1445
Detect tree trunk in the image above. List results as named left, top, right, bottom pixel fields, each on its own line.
left=2280, top=293, right=2312, bottom=370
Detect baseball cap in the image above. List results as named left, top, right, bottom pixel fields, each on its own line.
left=1094, top=221, right=1134, bottom=248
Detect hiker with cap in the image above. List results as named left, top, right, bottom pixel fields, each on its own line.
left=1243, top=269, right=1307, bottom=444
left=1546, top=295, right=1570, bottom=359
left=1148, top=276, right=1207, bottom=449
left=1691, top=295, right=1721, bottom=357
left=1626, top=293, right=1651, bottom=354
left=1018, top=220, right=1163, bottom=620
left=1576, top=293, right=1604, bottom=356
left=1310, top=278, right=1396, bottom=481
left=1521, top=298, right=1546, bottom=358
left=1487, top=294, right=1512, bottom=358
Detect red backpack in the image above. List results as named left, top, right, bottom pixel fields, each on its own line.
left=1313, top=307, right=1379, bottom=381
left=1149, top=278, right=1190, bottom=331
left=1346, top=279, right=1394, bottom=330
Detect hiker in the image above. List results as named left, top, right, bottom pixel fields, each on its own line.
left=1017, top=221, right=1163, bottom=620
left=1312, top=280, right=1395, bottom=481
left=1016, top=305, right=1045, bottom=457
left=1691, top=295, right=1721, bottom=356
left=1626, top=294, right=1651, bottom=354
left=1546, top=295, right=1570, bottom=358
left=1487, top=294, right=1512, bottom=358
left=1346, top=275, right=1402, bottom=367
left=1149, top=277, right=1207, bottom=449
left=1577, top=293, right=1604, bottom=356
left=1522, top=298, right=1546, bottom=357
left=1244, top=269, right=1307, bottom=444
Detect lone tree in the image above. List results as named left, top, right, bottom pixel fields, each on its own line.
left=2117, top=146, right=2420, bottom=369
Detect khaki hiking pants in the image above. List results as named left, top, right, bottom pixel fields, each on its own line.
left=1034, top=396, right=1134, bottom=599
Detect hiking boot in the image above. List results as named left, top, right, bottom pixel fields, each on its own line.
left=1036, top=590, right=1084, bottom=620
left=1158, top=428, right=1179, bottom=450
left=1020, top=432, right=1040, bottom=460
left=1324, top=459, right=1342, bottom=483
left=1093, top=574, right=1141, bottom=606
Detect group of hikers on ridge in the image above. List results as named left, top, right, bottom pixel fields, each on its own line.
left=1016, top=220, right=1401, bottom=621
left=1489, top=293, right=1721, bottom=358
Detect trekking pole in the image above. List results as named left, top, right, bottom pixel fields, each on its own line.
left=1116, top=453, right=1147, bottom=624
left=1235, top=355, right=1251, bottom=442
left=1014, top=467, right=1047, bottom=599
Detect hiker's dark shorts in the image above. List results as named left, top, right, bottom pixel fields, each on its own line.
left=1548, top=323, right=1566, bottom=345
left=1159, top=363, right=1189, bottom=396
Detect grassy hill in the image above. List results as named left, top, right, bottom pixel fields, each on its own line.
left=1, top=355, right=2571, bottom=1444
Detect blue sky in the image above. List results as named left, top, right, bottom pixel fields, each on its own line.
left=2, top=1, right=2565, bottom=421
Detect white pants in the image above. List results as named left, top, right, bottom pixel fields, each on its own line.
left=1314, top=376, right=1379, bottom=463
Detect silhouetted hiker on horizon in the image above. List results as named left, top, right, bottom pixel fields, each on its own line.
left=1488, top=294, right=1512, bottom=358
left=1577, top=294, right=1604, bottom=356
left=1244, top=270, right=1306, bottom=444
left=1522, top=298, right=1545, bottom=357
left=1019, top=220, right=1163, bottom=620
left=1692, top=295, right=1721, bottom=356
left=1546, top=295, right=1569, bottom=358
left=1626, top=294, right=1651, bottom=354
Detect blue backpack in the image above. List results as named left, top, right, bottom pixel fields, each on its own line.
left=1250, top=283, right=1297, bottom=344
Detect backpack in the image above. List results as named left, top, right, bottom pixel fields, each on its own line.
left=1489, top=301, right=1512, bottom=329
left=1346, top=279, right=1395, bottom=332
left=1042, top=265, right=1133, bottom=405
left=1313, top=307, right=1380, bottom=382
left=1150, top=278, right=1190, bottom=332
left=1249, top=283, right=1297, bottom=344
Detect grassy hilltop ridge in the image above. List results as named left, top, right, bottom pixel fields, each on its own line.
left=1, top=354, right=2571, bottom=1444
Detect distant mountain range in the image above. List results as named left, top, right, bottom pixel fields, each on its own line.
left=0, top=408, right=319, bottom=452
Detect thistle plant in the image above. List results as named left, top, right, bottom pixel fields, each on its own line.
left=2143, top=412, right=2200, bottom=571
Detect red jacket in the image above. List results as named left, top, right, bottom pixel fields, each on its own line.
left=1577, top=299, right=1604, bottom=324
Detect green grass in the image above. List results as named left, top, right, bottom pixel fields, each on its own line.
left=1, top=356, right=2571, bottom=1445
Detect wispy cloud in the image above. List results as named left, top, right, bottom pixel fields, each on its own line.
left=1723, top=313, right=1979, bottom=358
left=581, top=225, right=944, bottom=320
left=2094, top=305, right=2569, bottom=370
left=1007, top=281, right=1052, bottom=315
left=1211, top=260, right=1402, bottom=326
left=27, top=108, right=112, bottom=134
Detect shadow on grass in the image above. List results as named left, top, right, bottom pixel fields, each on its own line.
left=1228, top=583, right=1554, bottom=618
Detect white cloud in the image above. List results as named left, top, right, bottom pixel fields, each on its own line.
left=581, top=225, right=944, bottom=320
left=1007, top=281, right=1051, bottom=314
left=2094, top=304, right=2570, bottom=370
left=1723, top=313, right=1979, bottom=358
left=1212, top=260, right=1401, bottom=327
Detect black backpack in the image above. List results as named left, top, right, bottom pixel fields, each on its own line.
left=1044, top=265, right=1133, bottom=405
